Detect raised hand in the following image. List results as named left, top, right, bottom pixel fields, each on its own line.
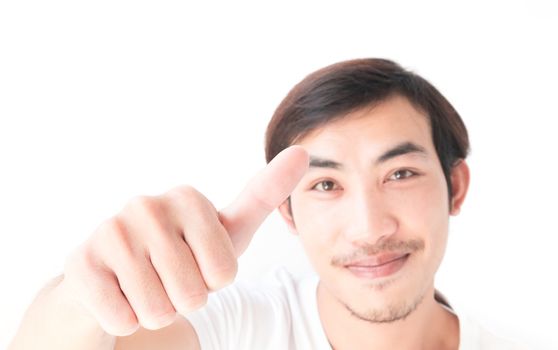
left=59, top=146, right=309, bottom=336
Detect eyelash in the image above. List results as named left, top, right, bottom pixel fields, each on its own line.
left=311, top=179, right=339, bottom=192
left=310, top=169, right=419, bottom=192
left=386, top=169, right=419, bottom=182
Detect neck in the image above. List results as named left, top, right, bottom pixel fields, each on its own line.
left=317, top=282, right=459, bottom=350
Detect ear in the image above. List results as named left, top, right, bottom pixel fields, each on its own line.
left=278, top=198, right=299, bottom=235
left=449, top=159, right=470, bottom=216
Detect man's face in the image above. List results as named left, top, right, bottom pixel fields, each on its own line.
left=281, top=95, right=460, bottom=322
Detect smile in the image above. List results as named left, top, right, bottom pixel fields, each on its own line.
left=345, top=253, right=410, bottom=279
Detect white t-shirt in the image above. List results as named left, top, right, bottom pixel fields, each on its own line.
left=186, top=268, right=524, bottom=349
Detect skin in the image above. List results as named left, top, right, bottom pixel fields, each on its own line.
left=279, top=95, right=470, bottom=349
left=9, top=95, right=469, bottom=350
left=9, top=146, right=310, bottom=350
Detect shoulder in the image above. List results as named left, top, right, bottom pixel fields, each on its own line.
left=437, top=291, right=529, bottom=350
left=185, top=267, right=328, bottom=350
left=458, top=314, right=529, bottom=350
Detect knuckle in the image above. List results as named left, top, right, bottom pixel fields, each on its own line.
left=93, top=217, right=139, bottom=266
left=144, top=294, right=175, bottom=317
left=167, top=185, right=213, bottom=212
left=208, top=260, right=238, bottom=289
left=102, top=314, right=139, bottom=336
left=140, top=307, right=177, bottom=330
left=124, top=196, right=170, bottom=240
left=98, top=217, right=127, bottom=240
left=247, top=187, right=276, bottom=213
left=225, top=260, right=239, bottom=282
left=176, top=290, right=208, bottom=314
left=125, top=195, right=159, bottom=217
left=169, top=185, right=199, bottom=199
left=104, top=219, right=134, bottom=253
left=64, top=245, right=96, bottom=279
left=113, top=310, right=139, bottom=335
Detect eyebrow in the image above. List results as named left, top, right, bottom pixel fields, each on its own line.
left=375, top=141, right=428, bottom=165
left=309, top=157, right=343, bottom=169
left=308, top=141, right=428, bottom=170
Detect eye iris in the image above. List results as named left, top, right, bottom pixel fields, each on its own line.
left=322, top=181, right=334, bottom=191
left=394, top=170, right=408, bottom=180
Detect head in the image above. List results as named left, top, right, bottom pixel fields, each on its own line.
left=266, top=58, right=470, bottom=323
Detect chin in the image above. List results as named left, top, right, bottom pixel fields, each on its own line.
left=342, top=269, right=432, bottom=318
left=344, top=284, right=429, bottom=324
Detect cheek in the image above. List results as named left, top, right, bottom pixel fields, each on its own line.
left=397, top=178, right=450, bottom=263
left=290, top=196, right=341, bottom=259
left=399, top=187, right=448, bottom=230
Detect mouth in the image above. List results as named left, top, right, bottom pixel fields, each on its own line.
left=345, top=253, right=410, bottom=280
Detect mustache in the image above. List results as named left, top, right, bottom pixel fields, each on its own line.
left=331, top=239, right=425, bottom=266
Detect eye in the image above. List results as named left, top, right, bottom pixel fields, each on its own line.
left=388, top=169, right=417, bottom=181
left=311, top=180, right=339, bottom=192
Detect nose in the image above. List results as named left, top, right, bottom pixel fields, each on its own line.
left=342, top=189, right=398, bottom=245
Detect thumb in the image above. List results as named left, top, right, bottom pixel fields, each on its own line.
left=219, top=146, right=309, bottom=256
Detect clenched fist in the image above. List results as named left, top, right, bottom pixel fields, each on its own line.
left=58, top=146, right=309, bottom=336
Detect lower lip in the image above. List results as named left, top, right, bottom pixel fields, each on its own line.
left=346, top=254, right=410, bottom=279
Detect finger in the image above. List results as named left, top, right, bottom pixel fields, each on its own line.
left=84, top=268, right=140, bottom=336
left=149, top=237, right=210, bottom=313
left=219, top=145, right=309, bottom=255
left=64, top=249, right=139, bottom=336
left=97, top=220, right=177, bottom=331
left=109, top=253, right=177, bottom=330
left=163, top=187, right=237, bottom=291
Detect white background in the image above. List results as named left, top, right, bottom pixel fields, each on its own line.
left=1, top=1, right=557, bottom=349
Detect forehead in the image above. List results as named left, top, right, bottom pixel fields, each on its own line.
left=295, top=96, right=433, bottom=152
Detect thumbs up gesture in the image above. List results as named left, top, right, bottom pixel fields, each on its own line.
left=58, top=146, right=309, bottom=336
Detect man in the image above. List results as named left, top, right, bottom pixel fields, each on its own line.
left=9, top=58, right=522, bottom=349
